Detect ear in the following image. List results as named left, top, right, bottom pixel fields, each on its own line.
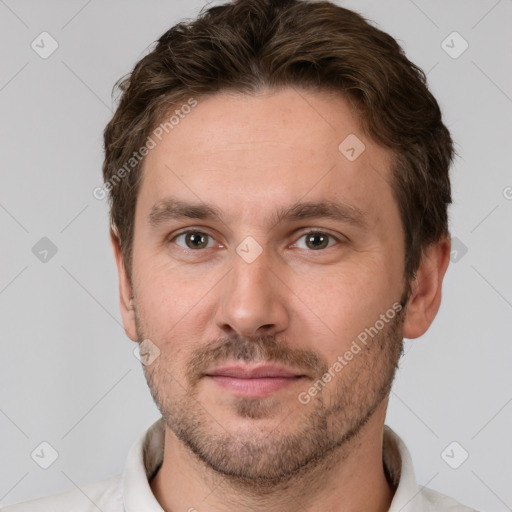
left=402, top=235, right=451, bottom=339
left=110, top=229, right=138, bottom=342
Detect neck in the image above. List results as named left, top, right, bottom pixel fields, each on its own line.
left=150, top=402, right=395, bottom=512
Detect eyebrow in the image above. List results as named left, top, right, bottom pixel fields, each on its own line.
left=147, top=197, right=369, bottom=230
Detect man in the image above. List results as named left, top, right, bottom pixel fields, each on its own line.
left=2, top=0, right=477, bottom=510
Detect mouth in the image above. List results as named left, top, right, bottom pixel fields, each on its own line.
left=204, top=364, right=307, bottom=397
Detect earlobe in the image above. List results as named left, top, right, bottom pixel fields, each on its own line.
left=402, top=235, right=451, bottom=339
left=110, top=229, right=138, bottom=341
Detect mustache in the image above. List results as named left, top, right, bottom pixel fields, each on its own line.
left=186, top=334, right=328, bottom=385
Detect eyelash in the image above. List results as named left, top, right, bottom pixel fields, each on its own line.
left=170, top=229, right=342, bottom=252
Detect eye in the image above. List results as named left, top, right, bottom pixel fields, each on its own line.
left=292, top=231, right=339, bottom=251
left=174, top=231, right=216, bottom=250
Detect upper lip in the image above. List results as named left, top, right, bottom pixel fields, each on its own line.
left=205, top=364, right=304, bottom=379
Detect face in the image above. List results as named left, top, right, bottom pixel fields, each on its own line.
left=120, top=88, right=410, bottom=484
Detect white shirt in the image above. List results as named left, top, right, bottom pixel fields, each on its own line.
left=1, top=418, right=477, bottom=512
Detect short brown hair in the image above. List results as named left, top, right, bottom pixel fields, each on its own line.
left=103, top=0, right=454, bottom=288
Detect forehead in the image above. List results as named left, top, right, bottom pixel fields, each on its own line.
left=137, top=88, right=396, bottom=231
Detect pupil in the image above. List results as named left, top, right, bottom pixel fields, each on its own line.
left=307, top=233, right=327, bottom=249
left=187, top=232, right=207, bottom=249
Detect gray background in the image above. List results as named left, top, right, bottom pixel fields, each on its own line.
left=1, top=0, right=511, bottom=510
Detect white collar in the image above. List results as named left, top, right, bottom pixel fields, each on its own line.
left=121, top=418, right=472, bottom=512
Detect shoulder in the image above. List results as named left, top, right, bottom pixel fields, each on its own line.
left=1, top=475, right=123, bottom=512
left=421, top=487, right=479, bottom=512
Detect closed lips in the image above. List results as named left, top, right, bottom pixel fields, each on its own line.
left=205, top=365, right=304, bottom=379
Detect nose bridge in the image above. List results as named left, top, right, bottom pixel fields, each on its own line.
left=231, top=246, right=271, bottom=294
left=215, top=244, right=288, bottom=336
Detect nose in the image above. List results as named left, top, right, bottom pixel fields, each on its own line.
left=214, top=247, right=289, bottom=338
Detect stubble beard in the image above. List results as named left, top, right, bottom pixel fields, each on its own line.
left=136, top=306, right=405, bottom=490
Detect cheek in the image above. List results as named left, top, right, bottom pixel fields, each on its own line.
left=133, top=257, right=220, bottom=354
left=134, top=246, right=196, bottom=316
left=287, top=260, right=399, bottom=356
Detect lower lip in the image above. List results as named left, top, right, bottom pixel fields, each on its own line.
left=207, top=375, right=302, bottom=397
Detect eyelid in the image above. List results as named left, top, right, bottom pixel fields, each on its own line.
left=294, top=227, right=343, bottom=238
left=168, top=226, right=217, bottom=239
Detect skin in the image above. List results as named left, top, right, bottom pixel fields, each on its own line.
left=112, top=87, right=451, bottom=512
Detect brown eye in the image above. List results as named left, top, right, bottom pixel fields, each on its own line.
left=305, top=233, right=329, bottom=250
left=293, top=232, right=338, bottom=251
left=175, top=231, right=213, bottom=250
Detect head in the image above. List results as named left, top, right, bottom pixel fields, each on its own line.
left=104, top=0, right=453, bottom=486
